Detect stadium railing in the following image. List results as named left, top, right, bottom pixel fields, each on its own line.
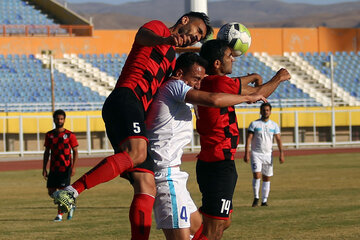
left=0, top=108, right=359, bottom=157
left=0, top=25, right=92, bottom=36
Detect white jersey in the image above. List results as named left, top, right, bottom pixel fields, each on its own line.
left=248, top=119, right=280, bottom=156
left=146, top=79, right=192, bottom=171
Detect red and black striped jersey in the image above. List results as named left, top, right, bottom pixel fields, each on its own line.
left=44, top=129, right=78, bottom=173
left=116, top=20, right=176, bottom=112
left=196, top=75, right=242, bottom=162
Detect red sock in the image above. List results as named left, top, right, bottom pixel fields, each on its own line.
left=72, top=152, right=133, bottom=194
left=193, top=233, right=209, bottom=240
left=57, top=208, right=64, bottom=216
left=193, top=223, right=204, bottom=240
left=129, top=193, right=155, bottom=240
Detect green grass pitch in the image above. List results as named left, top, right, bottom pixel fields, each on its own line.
left=0, top=153, right=359, bottom=239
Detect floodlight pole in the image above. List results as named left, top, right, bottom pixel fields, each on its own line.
left=42, top=50, right=55, bottom=112
left=50, top=54, right=55, bottom=113
left=330, top=54, right=335, bottom=147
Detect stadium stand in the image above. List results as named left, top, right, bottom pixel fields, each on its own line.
left=0, top=0, right=67, bottom=35
left=230, top=53, right=322, bottom=108
left=0, top=53, right=105, bottom=111
left=0, top=1, right=359, bottom=112
left=300, top=51, right=360, bottom=101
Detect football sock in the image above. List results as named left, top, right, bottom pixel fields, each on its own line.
left=252, top=178, right=260, bottom=199
left=129, top=193, right=155, bottom=240
left=57, top=209, right=63, bottom=216
left=193, top=233, right=209, bottom=240
left=192, top=223, right=204, bottom=240
left=64, top=185, right=79, bottom=198
left=72, top=152, right=134, bottom=194
left=262, top=181, right=271, bottom=203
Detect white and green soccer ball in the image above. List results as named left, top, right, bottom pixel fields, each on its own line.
left=217, top=22, right=251, bottom=56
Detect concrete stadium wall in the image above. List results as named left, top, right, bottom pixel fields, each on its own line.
left=0, top=27, right=359, bottom=57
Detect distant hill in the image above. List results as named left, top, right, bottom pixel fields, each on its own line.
left=59, top=0, right=360, bottom=29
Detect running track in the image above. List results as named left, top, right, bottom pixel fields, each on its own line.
left=1, top=147, right=359, bottom=172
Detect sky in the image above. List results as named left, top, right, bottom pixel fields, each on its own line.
left=64, top=0, right=360, bottom=5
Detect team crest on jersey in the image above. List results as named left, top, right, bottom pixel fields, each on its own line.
left=63, top=134, right=68, bottom=139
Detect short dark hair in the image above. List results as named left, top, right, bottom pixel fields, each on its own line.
left=53, top=109, right=66, bottom=119
left=176, top=12, right=213, bottom=40
left=173, top=52, right=208, bottom=75
left=260, top=102, right=272, bottom=111
left=199, top=39, right=229, bottom=73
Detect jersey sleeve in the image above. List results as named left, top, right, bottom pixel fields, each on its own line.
left=69, top=133, right=79, bottom=148
left=274, top=122, right=280, bottom=134
left=214, top=76, right=241, bottom=94
left=142, top=20, right=169, bottom=37
left=165, top=80, right=192, bottom=103
left=248, top=121, right=255, bottom=133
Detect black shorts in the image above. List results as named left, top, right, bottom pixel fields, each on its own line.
left=47, top=168, right=71, bottom=188
left=196, top=159, right=238, bottom=220
left=102, top=87, right=154, bottom=175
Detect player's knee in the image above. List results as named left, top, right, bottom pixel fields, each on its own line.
left=130, top=149, right=147, bottom=166
left=223, top=218, right=232, bottom=230
left=132, top=172, right=156, bottom=196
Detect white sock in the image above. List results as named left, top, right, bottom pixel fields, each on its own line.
left=64, top=185, right=79, bottom=198
left=262, top=181, right=271, bottom=203
left=252, top=178, right=260, bottom=199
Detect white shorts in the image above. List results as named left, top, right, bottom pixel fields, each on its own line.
left=153, top=167, right=197, bottom=229
left=250, top=152, right=273, bottom=177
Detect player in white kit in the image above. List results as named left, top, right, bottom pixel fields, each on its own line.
left=146, top=52, right=267, bottom=240
left=244, top=102, right=284, bottom=207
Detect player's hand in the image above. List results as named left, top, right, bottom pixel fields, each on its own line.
left=275, top=68, right=291, bottom=82
left=246, top=94, right=267, bottom=104
left=71, top=168, right=76, bottom=177
left=166, top=34, right=199, bottom=47
left=243, top=153, right=250, bottom=163
left=279, top=152, right=285, bottom=164
left=42, top=169, right=48, bottom=180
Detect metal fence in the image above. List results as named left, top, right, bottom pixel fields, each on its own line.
left=0, top=108, right=359, bottom=157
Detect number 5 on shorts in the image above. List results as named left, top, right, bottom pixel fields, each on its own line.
left=133, top=122, right=141, bottom=133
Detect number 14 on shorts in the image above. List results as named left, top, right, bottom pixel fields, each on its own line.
left=221, top=199, right=231, bottom=214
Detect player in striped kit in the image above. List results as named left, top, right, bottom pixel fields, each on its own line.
left=244, top=102, right=284, bottom=207
left=52, top=12, right=212, bottom=239
left=147, top=52, right=266, bottom=240
left=195, top=39, right=291, bottom=240
left=42, top=109, right=78, bottom=222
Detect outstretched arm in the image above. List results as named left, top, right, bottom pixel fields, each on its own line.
left=185, top=89, right=267, bottom=108
left=135, top=27, right=198, bottom=47
left=239, top=73, right=263, bottom=87
left=274, top=133, right=284, bottom=164
left=241, top=68, right=291, bottom=97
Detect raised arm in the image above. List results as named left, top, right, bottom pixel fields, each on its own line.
left=238, top=73, right=263, bottom=87
left=241, top=68, right=291, bottom=97
left=274, top=133, right=284, bottom=164
left=135, top=27, right=198, bottom=47
left=244, top=131, right=254, bottom=163
left=185, top=89, right=267, bottom=108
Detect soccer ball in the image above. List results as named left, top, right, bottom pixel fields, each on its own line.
left=217, top=22, right=251, bottom=56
